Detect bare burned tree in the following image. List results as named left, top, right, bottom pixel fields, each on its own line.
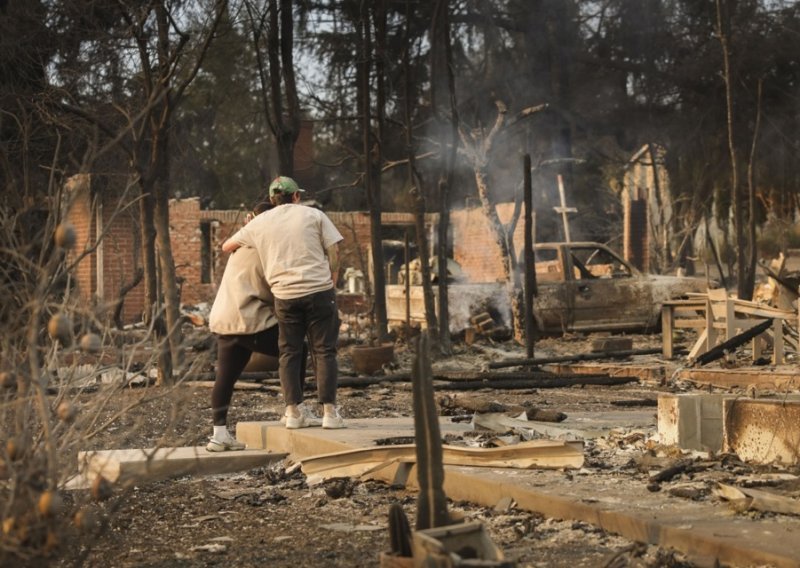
left=244, top=0, right=301, bottom=177
left=715, top=0, right=750, bottom=300
left=359, top=0, right=389, bottom=344
left=119, top=0, right=228, bottom=383
left=1, top=141, right=210, bottom=565
left=459, top=100, right=547, bottom=340
left=430, top=0, right=457, bottom=354
left=403, top=0, right=438, bottom=343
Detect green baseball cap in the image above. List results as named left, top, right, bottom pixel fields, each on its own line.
left=268, top=176, right=306, bottom=197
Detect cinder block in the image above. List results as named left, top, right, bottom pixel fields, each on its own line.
left=657, top=394, right=735, bottom=452
left=723, top=398, right=800, bottom=465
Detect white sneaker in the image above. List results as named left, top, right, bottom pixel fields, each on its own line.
left=322, top=407, right=346, bottom=429
left=206, top=433, right=246, bottom=452
left=285, top=402, right=322, bottom=429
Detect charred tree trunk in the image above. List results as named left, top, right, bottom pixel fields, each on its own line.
left=113, top=267, right=143, bottom=329
left=459, top=101, right=524, bottom=340
left=403, top=2, right=438, bottom=342
left=127, top=1, right=227, bottom=382
left=279, top=0, right=300, bottom=175
left=745, top=79, right=762, bottom=299
left=138, top=188, right=158, bottom=325
left=137, top=173, right=172, bottom=383
left=430, top=0, right=455, bottom=354
left=152, top=4, right=184, bottom=379
left=368, top=1, right=388, bottom=343
left=474, top=165, right=525, bottom=340
left=716, top=0, right=751, bottom=299
left=247, top=0, right=299, bottom=176
left=268, top=0, right=299, bottom=174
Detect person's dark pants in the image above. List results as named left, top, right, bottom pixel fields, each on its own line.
left=274, top=288, right=339, bottom=406
left=212, top=326, right=307, bottom=425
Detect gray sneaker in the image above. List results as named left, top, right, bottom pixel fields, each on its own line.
left=285, top=402, right=322, bottom=429
left=206, top=433, right=246, bottom=452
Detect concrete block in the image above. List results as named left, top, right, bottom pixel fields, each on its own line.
left=78, top=446, right=285, bottom=485
left=723, top=399, right=800, bottom=465
left=657, top=394, right=735, bottom=452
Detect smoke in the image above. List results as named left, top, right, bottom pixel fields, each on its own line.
left=445, top=283, right=511, bottom=333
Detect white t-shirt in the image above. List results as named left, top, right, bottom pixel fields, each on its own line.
left=230, top=204, right=344, bottom=300
left=209, top=246, right=278, bottom=335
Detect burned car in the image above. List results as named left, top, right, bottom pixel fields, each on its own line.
left=385, top=241, right=708, bottom=334
left=531, top=242, right=708, bottom=333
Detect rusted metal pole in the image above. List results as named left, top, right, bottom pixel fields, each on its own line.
left=523, top=154, right=537, bottom=359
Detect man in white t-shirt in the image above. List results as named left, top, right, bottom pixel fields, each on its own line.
left=222, top=176, right=345, bottom=429
left=207, top=202, right=312, bottom=451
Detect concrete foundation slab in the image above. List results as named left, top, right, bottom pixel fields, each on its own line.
left=723, top=398, right=800, bottom=465
left=242, top=416, right=800, bottom=567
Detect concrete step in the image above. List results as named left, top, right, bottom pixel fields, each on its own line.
left=76, top=446, right=286, bottom=486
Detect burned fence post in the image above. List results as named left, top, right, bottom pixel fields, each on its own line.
left=523, top=154, right=537, bottom=360
left=412, top=332, right=449, bottom=530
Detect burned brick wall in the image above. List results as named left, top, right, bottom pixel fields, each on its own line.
left=64, top=174, right=144, bottom=324
left=325, top=211, right=423, bottom=285
left=64, top=175, right=96, bottom=306
left=450, top=203, right=526, bottom=283
left=326, top=211, right=373, bottom=279
left=67, top=188, right=523, bottom=325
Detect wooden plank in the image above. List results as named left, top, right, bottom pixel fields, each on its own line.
left=298, top=440, right=584, bottom=485
left=473, top=412, right=605, bottom=440
left=488, top=349, right=666, bottom=368
left=675, top=368, right=800, bottom=391
left=77, top=446, right=285, bottom=484
left=191, top=380, right=267, bottom=390
left=546, top=362, right=666, bottom=385
left=687, top=328, right=708, bottom=359
left=661, top=304, right=674, bottom=358
left=716, top=483, right=800, bottom=516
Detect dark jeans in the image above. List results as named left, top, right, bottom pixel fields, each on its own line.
left=274, top=288, right=339, bottom=406
left=212, top=326, right=307, bottom=425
